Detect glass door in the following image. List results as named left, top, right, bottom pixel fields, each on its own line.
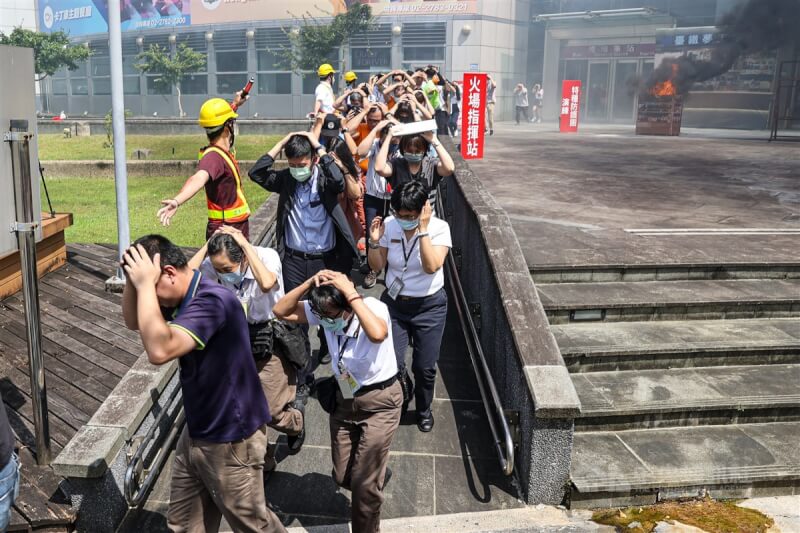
left=612, top=61, right=639, bottom=121
left=587, top=61, right=610, bottom=121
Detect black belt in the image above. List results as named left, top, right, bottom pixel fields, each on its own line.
left=355, top=375, right=397, bottom=396
left=285, top=247, right=334, bottom=261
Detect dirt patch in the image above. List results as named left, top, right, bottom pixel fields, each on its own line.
left=592, top=497, right=774, bottom=533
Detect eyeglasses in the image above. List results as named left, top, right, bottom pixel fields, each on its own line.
left=390, top=209, right=419, bottom=222
left=309, top=304, right=344, bottom=321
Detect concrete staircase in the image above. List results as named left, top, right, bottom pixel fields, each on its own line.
left=534, top=265, right=800, bottom=508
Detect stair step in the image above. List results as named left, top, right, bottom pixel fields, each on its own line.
left=553, top=318, right=800, bottom=371
left=569, top=422, right=800, bottom=508
left=532, top=264, right=800, bottom=284
left=573, top=364, right=800, bottom=430
left=539, top=279, right=800, bottom=323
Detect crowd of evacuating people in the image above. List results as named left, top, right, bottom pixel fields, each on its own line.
left=120, top=61, right=467, bottom=533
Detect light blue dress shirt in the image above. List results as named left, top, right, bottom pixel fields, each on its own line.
left=285, top=166, right=336, bottom=253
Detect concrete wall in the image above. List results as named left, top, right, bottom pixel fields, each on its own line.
left=439, top=136, right=580, bottom=504
left=0, top=0, right=36, bottom=34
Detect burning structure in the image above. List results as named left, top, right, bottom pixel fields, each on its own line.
left=637, top=0, right=800, bottom=135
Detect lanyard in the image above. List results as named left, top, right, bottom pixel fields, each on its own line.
left=335, top=324, right=361, bottom=375
left=400, top=236, right=420, bottom=275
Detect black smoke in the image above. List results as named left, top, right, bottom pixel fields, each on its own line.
left=645, top=0, right=800, bottom=96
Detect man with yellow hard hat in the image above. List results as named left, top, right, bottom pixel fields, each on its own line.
left=314, top=63, right=337, bottom=116
left=157, top=92, right=251, bottom=240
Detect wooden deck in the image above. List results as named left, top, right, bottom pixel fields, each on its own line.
left=0, top=243, right=143, bottom=531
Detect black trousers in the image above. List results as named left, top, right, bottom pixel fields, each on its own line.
left=283, top=249, right=352, bottom=384
left=515, top=105, right=529, bottom=124
left=435, top=109, right=449, bottom=136
left=364, top=195, right=390, bottom=242
left=381, top=288, right=448, bottom=417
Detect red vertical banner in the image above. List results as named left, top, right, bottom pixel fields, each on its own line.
left=559, top=80, right=581, bottom=133
left=461, top=73, right=487, bottom=159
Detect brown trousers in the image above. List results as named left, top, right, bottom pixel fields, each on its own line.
left=256, top=352, right=303, bottom=435
left=167, top=425, right=286, bottom=533
left=330, top=381, right=402, bottom=533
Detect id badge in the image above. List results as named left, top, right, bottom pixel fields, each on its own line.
left=387, top=278, right=405, bottom=300
left=336, top=372, right=360, bottom=399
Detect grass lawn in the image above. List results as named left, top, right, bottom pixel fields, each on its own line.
left=38, top=133, right=284, bottom=161
left=42, top=175, right=269, bottom=248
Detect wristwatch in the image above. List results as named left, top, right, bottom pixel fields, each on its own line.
left=368, top=240, right=381, bottom=249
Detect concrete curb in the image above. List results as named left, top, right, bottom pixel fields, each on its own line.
left=52, top=354, right=176, bottom=478
left=283, top=506, right=613, bottom=533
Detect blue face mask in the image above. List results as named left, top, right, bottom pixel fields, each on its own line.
left=320, top=315, right=348, bottom=333
left=219, top=270, right=244, bottom=286
left=290, top=166, right=313, bottom=182
left=404, top=152, right=424, bottom=163
left=397, top=217, right=420, bottom=231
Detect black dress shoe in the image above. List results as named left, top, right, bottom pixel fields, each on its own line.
left=382, top=467, right=393, bottom=490
left=417, top=413, right=434, bottom=433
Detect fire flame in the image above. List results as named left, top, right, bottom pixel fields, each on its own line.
left=650, top=64, right=678, bottom=97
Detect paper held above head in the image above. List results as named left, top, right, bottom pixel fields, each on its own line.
left=390, top=120, right=437, bottom=138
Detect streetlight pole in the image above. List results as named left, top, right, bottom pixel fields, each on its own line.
left=105, top=0, right=131, bottom=293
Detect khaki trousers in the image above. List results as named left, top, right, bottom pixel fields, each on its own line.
left=330, top=381, right=402, bottom=533
left=257, top=352, right=302, bottom=436
left=167, top=425, right=286, bottom=533
left=486, top=102, right=495, bottom=130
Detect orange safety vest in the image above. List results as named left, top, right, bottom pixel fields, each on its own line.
left=199, top=146, right=251, bottom=223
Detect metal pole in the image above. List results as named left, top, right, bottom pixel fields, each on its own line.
left=5, top=120, right=51, bottom=465
left=105, top=0, right=131, bottom=293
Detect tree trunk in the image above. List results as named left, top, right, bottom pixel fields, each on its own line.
left=176, top=85, right=184, bottom=118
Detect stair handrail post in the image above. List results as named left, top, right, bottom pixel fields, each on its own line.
left=5, top=120, right=51, bottom=465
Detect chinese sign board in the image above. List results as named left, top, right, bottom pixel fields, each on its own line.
left=559, top=80, right=581, bottom=133
left=39, top=0, right=191, bottom=35
left=39, top=0, right=476, bottom=36
left=461, top=73, right=487, bottom=160
left=561, top=44, right=655, bottom=59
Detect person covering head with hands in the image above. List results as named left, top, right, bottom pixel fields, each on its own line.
left=157, top=92, right=251, bottom=240
left=376, top=130, right=455, bottom=209
left=120, top=234, right=285, bottom=533
left=367, top=180, right=451, bottom=432
left=273, top=270, right=400, bottom=533
left=249, top=130, right=359, bottom=404
left=187, top=225, right=307, bottom=467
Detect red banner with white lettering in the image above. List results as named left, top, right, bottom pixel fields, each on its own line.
left=461, top=73, right=487, bottom=159
left=559, top=80, right=581, bottom=133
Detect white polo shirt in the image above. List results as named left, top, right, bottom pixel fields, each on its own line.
left=315, top=81, right=335, bottom=114
left=199, top=246, right=284, bottom=324
left=365, top=139, right=390, bottom=199
left=304, top=298, right=397, bottom=386
left=380, top=215, right=452, bottom=297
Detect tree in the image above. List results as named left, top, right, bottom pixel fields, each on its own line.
left=280, top=4, right=374, bottom=75
left=0, top=27, right=90, bottom=81
left=135, top=43, right=206, bottom=118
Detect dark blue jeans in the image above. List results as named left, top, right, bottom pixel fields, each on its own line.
left=381, top=288, right=448, bottom=417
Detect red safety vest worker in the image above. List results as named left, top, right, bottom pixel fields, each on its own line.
left=157, top=97, right=252, bottom=240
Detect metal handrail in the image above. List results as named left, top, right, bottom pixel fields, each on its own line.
left=124, top=383, right=184, bottom=507
left=437, top=195, right=515, bottom=476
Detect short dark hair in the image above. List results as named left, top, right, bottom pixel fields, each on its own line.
left=399, top=134, right=430, bottom=155
left=132, top=234, right=187, bottom=269
left=207, top=233, right=244, bottom=264
left=308, top=284, right=349, bottom=316
left=330, top=137, right=359, bottom=177
left=284, top=135, right=314, bottom=159
left=367, top=106, right=384, bottom=120
left=395, top=101, right=414, bottom=123
left=390, top=180, right=429, bottom=213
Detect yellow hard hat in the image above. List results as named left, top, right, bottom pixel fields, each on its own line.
left=318, top=63, right=336, bottom=77
left=344, top=71, right=357, bottom=82
left=198, top=98, right=238, bottom=128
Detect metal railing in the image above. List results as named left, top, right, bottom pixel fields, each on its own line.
left=437, top=194, right=515, bottom=476
left=124, top=384, right=184, bottom=507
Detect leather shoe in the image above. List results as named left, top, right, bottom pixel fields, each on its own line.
left=382, top=467, right=393, bottom=490
left=417, top=412, right=434, bottom=433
